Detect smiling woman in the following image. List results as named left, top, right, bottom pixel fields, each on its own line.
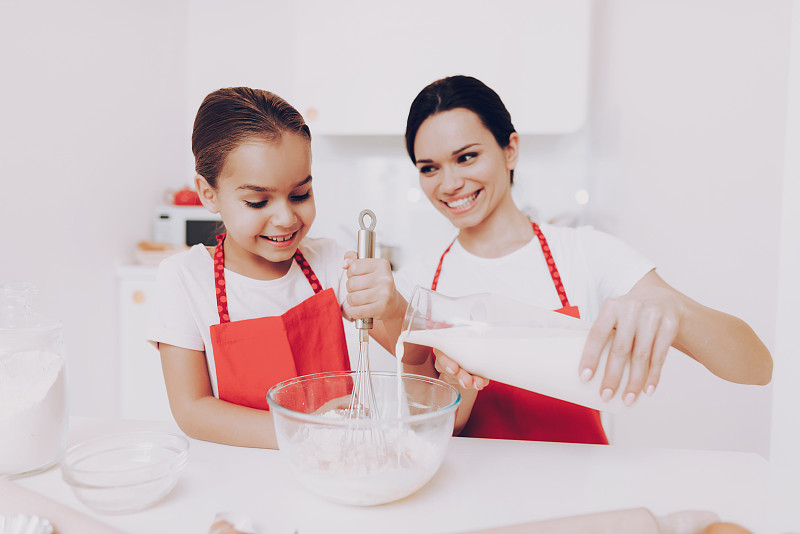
left=396, top=75, right=772, bottom=445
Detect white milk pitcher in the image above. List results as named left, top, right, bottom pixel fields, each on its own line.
left=398, top=286, right=637, bottom=413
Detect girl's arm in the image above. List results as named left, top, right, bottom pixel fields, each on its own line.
left=159, top=343, right=278, bottom=448
left=579, top=270, right=772, bottom=405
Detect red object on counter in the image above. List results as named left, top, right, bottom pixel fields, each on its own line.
left=172, top=187, right=202, bottom=206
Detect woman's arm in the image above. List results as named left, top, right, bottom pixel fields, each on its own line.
left=159, top=343, right=278, bottom=448
left=579, top=270, right=772, bottom=405
left=399, top=347, right=488, bottom=435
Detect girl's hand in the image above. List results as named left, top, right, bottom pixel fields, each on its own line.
left=343, top=251, right=403, bottom=321
left=578, top=271, right=682, bottom=406
left=433, top=349, right=490, bottom=391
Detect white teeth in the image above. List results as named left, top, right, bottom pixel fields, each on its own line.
left=265, top=233, right=294, bottom=242
left=445, top=191, right=479, bottom=209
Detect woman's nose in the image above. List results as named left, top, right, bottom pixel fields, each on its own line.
left=439, top=165, right=464, bottom=194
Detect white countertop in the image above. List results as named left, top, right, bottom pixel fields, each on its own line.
left=11, top=417, right=774, bottom=534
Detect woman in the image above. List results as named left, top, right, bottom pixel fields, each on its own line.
left=396, top=75, right=772, bottom=444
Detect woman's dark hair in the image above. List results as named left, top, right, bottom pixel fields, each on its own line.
left=192, top=87, right=311, bottom=188
left=405, top=75, right=517, bottom=183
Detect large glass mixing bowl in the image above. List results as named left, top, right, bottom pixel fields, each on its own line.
left=267, top=371, right=460, bottom=506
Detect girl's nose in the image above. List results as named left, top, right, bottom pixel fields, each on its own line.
left=439, top=165, right=465, bottom=195
left=270, top=200, right=298, bottom=228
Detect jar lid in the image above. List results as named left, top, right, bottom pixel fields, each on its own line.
left=0, top=282, right=61, bottom=331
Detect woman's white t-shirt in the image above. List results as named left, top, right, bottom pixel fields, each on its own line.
left=395, top=224, right=656, bottom=323
left=147, top=237, right=349, bottom=396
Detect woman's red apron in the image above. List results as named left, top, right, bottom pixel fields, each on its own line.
left=432, top=222, right=608, bottom=444
left=209, top=234, right=350, bottom=410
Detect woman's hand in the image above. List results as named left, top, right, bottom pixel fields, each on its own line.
left=433, top=350, right=490, bottom=391
left=578, top=271, right=682, bottom=406
left=433, top=349, right=489, bottom=435
left=578, top=268, right=773, bottom=405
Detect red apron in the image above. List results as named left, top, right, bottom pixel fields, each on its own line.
left=209, top=234, right=350, bottom=410
left=432, top=222, right=608, bottom=444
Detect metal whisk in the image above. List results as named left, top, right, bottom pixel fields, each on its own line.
left=345, top=209, right=386, bottom=465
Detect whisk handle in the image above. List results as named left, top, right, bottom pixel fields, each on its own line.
left=356, top=209, right=376, bottom=332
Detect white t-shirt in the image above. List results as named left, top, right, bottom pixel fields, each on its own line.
left=147, top=237, right=349, bottom=396
left=395, top=224, right=655, bottom=323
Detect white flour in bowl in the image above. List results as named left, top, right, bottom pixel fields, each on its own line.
left=288, top=413, right=440, bottom=506
left=0, top=350, right=68, bottom=476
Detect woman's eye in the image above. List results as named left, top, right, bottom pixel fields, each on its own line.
left=291, top=191, right=312, bottom=203
left=458, top=152, right=478, bottom=163
left=244, top=200, right=267, bottom=209
left=419, top=165, right=436, bottom=174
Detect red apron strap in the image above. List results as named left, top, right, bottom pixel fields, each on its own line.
left=213, top=234, right=230, bottom=324
left=530, top=222, right=572, bottom=312
left=213, top=234, right=323, bottom=323
left=293, top=250, right=324, bottom=294
left=431, top=238, right=456, bottom=291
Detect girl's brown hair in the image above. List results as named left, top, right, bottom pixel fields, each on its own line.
left=192, top=87, right=311, bottom=188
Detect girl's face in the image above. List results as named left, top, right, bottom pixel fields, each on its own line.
left=413, top=108, right=518, bottom=231
left=196, top=134, right=315, bottom=279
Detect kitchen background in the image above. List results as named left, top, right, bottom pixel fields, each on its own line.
left=1, top=0, right=798, bottom=471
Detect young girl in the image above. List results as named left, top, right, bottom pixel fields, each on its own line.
left=148, top=87, right=405, bottom=448
left=397, top=75, right=772, bottom=444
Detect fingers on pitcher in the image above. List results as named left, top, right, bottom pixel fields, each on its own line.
left=579, top=319, right=615, bottom=382
left=599, top=329, right=635, bottom=403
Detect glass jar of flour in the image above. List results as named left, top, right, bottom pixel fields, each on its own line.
left=0, top=282, right=68, bottom=478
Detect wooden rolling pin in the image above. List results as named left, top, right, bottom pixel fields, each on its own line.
left=0, top=478, right=124, bottom=534
left=460, top=507, right=726, bottom=534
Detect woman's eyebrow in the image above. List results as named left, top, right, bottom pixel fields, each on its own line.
left=416, top=144, right=480, bottom=165
left=236, top=175, right=312, bottom=192
left=452, top=143, right=479, bottom=155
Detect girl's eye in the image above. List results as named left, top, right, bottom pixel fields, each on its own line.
left=458, top=152, right=478, bottom=163
left=244, top=200, right=267, bottom=209
left=291, top=191, right=312, bottom=203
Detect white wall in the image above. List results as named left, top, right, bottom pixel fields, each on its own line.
left=770, top=1, right=800, bottom=529
left=0, top=1, right=790, bottom=458
left=0, top=0, right=189, bottom=416
left=587, top=0, right=790, bottom=457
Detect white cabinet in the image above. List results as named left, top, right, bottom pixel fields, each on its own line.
left=291, top=0, right=591, bottom=135
left=117, top=266, right=172, bottom=421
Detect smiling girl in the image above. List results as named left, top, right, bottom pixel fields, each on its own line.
left=148, top=87, right=405, bottom=448
left=397, top=75, right=771, bottom=444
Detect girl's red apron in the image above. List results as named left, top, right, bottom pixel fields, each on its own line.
left=209, top=234, right=350, bottom=410
left=432, top=222, right=608, bottom=444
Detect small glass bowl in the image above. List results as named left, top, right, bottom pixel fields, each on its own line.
left=60, top=431, right=189, bottom=514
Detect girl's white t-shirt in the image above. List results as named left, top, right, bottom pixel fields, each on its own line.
left=147, top=236, right=349, bottom=396
left=395, top=223, right=656, bottom=323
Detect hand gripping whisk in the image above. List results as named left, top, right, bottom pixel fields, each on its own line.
left=345, top=209, right=387, bottom=467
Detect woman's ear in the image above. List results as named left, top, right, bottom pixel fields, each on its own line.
left=194, top=175, right=220, bottom=213
left=505, top=132, right=520, bottom=171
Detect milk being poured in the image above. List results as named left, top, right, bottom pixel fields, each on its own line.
left=396, top=325, right=631, bottom=413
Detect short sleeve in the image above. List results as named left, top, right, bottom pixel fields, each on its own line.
left=575, top=226, right=656, bottom=303
left=146, top=256, right=206, bottom=352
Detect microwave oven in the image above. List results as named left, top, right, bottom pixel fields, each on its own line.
left=153, top=205, right=223, bottom=247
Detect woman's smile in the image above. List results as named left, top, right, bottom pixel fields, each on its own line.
left=443, top=189, right=482, bottom=213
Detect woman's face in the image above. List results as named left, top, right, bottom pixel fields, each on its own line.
left=413, top=108, right=518, bottom=231
left=196, top=134, right=315, bottom=279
